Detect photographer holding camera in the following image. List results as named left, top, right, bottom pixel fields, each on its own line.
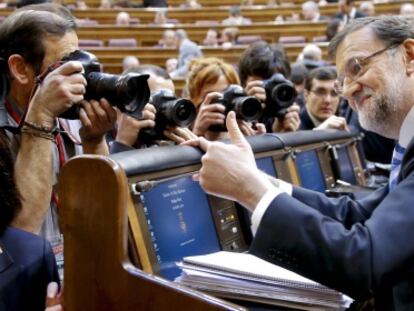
left=108, top=64, right=197, bottom=153
left=186, top=57, right=266, bottom=141
left=0, top=4, right=118, bottom=241
left=239, top=41, right=301, bottom=133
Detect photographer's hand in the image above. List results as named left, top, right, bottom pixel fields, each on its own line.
left=116, top=103, right=156, bottom=146
left=244, top=80, right=266, bottom=104
left=28, top=61, right=86, bottom=127
left=238, top=120, right=267, bottom=136
left=315, top=115, right=349, bottom=131
left=272, top=103, right=301, bottom=132
left=192, top=92, right=225, bottom=137
left=79, top=98, right=117, bottom=155
left=164, top=126, right=197, bottom=144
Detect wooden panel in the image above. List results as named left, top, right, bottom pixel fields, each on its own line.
left=76, top=21, right=328, bottom=46
left=59, top=155, right=245, bottom=311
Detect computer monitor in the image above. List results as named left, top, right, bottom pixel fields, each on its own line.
left=256, top=157, right=278, bottom=178
left=335, top=147, right=357, bottom=185
left=295, top=150, right=326, bottom=192
left=138, top=174, right=221, bottom=280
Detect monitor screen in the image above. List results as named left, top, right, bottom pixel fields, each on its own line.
left=140, top=175, right=221, bottom=280
left=256, top=157, right=277, bottom=178
left=336, top=147, right=357, bottom=184
left=295, top=150, right=326, bottom=192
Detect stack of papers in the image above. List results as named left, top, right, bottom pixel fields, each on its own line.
left=175, top=251, right=353, bottom=311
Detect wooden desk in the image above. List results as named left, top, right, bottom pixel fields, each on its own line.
left=0, top=1, right=408, bottom=24
left=87, top=42, right=329, bottom=74
left=76, top=21, right=328, bottom=46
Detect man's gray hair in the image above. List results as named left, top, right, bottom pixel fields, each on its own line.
left=329, top=16, right=414, bottom=58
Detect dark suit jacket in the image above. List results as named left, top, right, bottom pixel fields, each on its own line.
left=250, top=137, right=414, bottom=310
left=335, top=10, right=367, bottom=21
left=0, top=227, right=59, bottom=311
left=298, top=108, right=315, bottom=130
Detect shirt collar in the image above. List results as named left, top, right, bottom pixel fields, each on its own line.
left=398, top=106, right=414, bottom=148
left=307, top=110, right=323, bottom=128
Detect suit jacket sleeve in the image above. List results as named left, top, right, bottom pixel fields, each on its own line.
left=249, top=176, right=414, bottom=300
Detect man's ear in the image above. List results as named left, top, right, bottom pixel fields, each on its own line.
left=402, top=39, right=414, bottom=75
left=7, top=54, right=33, bottom=85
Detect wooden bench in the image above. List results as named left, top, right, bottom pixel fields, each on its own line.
left=76, top=21, right=328, bottom=46
left=87, top=42, right=329, bottom=74
left=0, top=1, right=408, bottom=24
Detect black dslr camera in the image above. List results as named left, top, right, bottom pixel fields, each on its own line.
left=263, top=73, right=297, bottom=118
left=60, top=50, right=150, bottom=119
left=138, top=89, right=196, bottom=143
left=209, top=84, right=262, bottom=132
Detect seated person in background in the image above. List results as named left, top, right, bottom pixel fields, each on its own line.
left=222, top=6, right=252, bottom=26
left=115, top=11, right=130, bottom=25
left=110, top=65, right=195, bottom=152
left=186, top=57, right=266, bottom=141
left=74, top=0, right=88, bottom=9
left=203, top=29, right=219, bottom=47
left=359, top=1, right=375, bottom=16
left=335, top=0, right=366, bottom=24
left=239, top=41, right=301, bottom=133
left=296, top=43, right=327, bottom=70
left=0, top=132, right=60, bottom=311
left=165, top=57, right=178, bottom=74
left=220, top=27, right=239, bottom=49
left=179, top=0, right=201, bottom=9
left=151, top=10, right=173, bottom=25
left=300, top=66, right=348, bottom=131
left=301, top=1, right=328, bottom=22
left=400, top=3, right=414, bottom=16
left=122, top=55, right=140, bottom=72
left=156, top=30, right=177, bottom=49
left=170, top=29, right=203, bottom=78
left=99, top=0, right=112, bottom=9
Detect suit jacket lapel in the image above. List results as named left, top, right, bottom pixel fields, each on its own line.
left=0, top=240, right=14, bottom=273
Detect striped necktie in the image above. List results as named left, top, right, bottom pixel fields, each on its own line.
left=389, top=143, right=406, bottom=191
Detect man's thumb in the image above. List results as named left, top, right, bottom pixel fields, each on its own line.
left=226, top=111, right=248, bottom=146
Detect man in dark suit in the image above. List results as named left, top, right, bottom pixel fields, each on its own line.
left=0, top=133, right=60, bottom=311
left=186, top=16, right=414, bottom=309
left=335, top=0, right=366, bottom=24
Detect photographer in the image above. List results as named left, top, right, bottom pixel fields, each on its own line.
left=109, top=65, right=196, bottom=153
left=186, top=57, right=266, bottom=141
left=0, top=3, right=117, bottom=239
left=239, top=41, right=301, bottom=133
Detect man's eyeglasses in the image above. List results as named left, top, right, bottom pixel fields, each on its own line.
left=310, top=88, right=339, bottom=98
left=334, top=43, right=401, bottom=96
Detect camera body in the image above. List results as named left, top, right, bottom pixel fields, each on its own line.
left=60, top=50, right=150, bottom=119
left=263, top=73, right=297, bottom=118
left=138, top=89, right=196, bottom=143
left=209, top=84, right=262, bottom=132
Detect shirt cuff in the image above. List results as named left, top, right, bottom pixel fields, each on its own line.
left=250, top=179, right=293, bottom=235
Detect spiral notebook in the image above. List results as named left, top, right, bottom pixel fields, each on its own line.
left=176, top=251, right=352, bottom=310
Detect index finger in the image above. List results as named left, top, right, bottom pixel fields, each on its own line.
left=54, top=60, right=84, bottom=76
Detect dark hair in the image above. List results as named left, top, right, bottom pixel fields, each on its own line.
left=0, top=4, right=76, bottom=76
left=329, top=16, right=414, bottom=59
left=290, top=63, right=309, bottom=85
left=304, top=66, right=337, bottom=91
left=238, top=41, right=291, bottom=86
left=0, top=132, right=22, bottom=233
left=326, top=18, right=342, bottom=42
left=126, top=64, right=171, bottom=79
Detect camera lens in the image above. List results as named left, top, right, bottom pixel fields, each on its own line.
left=233, top=96, right=262, bottom=121
left=171, top=99, right=196, bottom=126
left=271, top=84, right=296, bottom=107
